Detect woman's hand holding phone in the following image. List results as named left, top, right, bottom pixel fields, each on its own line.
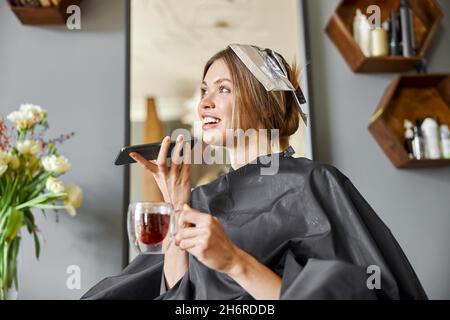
left=129, top=135, right=191, bottom=210
left=129, top=134, right=191, bottom=289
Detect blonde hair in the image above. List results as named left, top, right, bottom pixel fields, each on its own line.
left=203, top=47, right=300, bottom=150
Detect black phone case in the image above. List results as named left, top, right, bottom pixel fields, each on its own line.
left=114, top=138, right=197, bottom=166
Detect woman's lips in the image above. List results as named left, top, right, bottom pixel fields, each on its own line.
left=202, top=122, right=220, bottom=130
left=202, top=116, right=221, bottom=130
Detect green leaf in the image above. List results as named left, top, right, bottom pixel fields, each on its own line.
left=2, top=242, right=9, bottom=289
left=26, top=183, right=46, bottom=202
left=1, top=188, right=13, bottom=213
left=23, top=210, right=35, bottom=233
left=34, top=204, right=66, bottom=210
left=10, top=237, right=20, bottom=290
left=42, top=192, right=67, bottom=202
left=4, top=208, right=24, bottom=243
left=5, top=174, right=11, bottom=191
left=33, top=232, right=40, bottom=260
left=15, top=192, right=66, bottom=210
left=0, top=216, right=7, bottom=242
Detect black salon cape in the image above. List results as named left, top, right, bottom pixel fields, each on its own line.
left=81, top=147, right=427, bottom=300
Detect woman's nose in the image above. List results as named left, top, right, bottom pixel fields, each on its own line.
left=200, top=95, right=215, bottom=109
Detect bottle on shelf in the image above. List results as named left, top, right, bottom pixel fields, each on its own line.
left=412, top=120, right=425, bottom=160
left=421, top=117, right=441, bottom=159
left=388, top=9, right=402, bottom=56
left=440, top=125, right=450, bottom=159
left=404, top=119, right=415, bottom=159
left=399, top=0, right=416, bottom=57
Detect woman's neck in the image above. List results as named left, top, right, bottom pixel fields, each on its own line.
left=226, top=136, right=275, bottom=170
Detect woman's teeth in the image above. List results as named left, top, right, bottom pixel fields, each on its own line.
left=203, top=117, right=221, bottom=124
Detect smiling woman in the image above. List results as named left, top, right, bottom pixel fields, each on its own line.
left=200, top=47, right=302, bottom=151
left=82, top=42, right=427, bottom=300
left=78, top=0, right=430, bottom=301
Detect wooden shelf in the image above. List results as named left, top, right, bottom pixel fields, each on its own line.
left=325, top=0, right=444, bottom=73
left=368, top=74, right=450, bottom=169
left=8, top=0, right=81, bottom=25
left=394, top=159, right=450, bottom=169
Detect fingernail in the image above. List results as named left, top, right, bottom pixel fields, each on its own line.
left=177, top=134, right=184, bottom=142
left=129, top=152, right=135, bottom=157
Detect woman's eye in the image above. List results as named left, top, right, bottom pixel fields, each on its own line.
left=219, top=86, right=230, bottom=93
left=201, top=86, right=230, bottom=98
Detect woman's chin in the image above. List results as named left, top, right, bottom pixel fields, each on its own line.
left=202, top=128, right=224, bottom=146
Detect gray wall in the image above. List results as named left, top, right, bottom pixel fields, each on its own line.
left=306, top=0, right=450, bottom=299
left=0, top=0, right=127, bottom=299
left=1, top=0, right=448, bottom=300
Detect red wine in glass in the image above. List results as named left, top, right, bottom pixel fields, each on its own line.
left=136, top=213, right=170, bottom=245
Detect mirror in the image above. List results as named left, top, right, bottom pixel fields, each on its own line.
left=128, top=0, right=313, bottom=260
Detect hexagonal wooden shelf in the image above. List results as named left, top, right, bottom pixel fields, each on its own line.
left=8, top=0, right=81, bottom=25
left=368, top=74, right=450, bottom=168
left=325, top=0, right=444, bottom=73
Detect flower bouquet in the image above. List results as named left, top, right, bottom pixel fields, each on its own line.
left=0, top=104, right=83, bottom=300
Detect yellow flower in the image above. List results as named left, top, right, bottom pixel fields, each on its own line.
left=41, top=155, right=71, bottom=175
left=0, top=151, right=9, bottom=163
left=0, top=151, right=17, bottom=174
left=7, top=152, right=20, bottom=170
left=0, top=163, right=7, bottom=177
left=45, top=177, right=65, bottom=194
left=17, top=140, right=42, bottom=156
left=9, top=156, right=20, bottom=170
left=7, top=104, right=47, bottom=130
left=64, top=184, right=83, bottom=217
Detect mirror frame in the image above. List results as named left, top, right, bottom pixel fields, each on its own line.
left=123, top=0, right=314, bottom=266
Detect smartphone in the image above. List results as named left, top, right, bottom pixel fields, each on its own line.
left=114, top=138, right=197, bottom=166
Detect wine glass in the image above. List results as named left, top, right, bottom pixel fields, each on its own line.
left=128, top=202, right=177, bottom=254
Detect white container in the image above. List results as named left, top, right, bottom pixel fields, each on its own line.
left=370, top=28, right=388, bottom=56
left=421, top=118, right=441, bottom=159
left=353, top=9, right=371, bottom=56
left=440, top=125, right=450, bottom=159
left=353, top=9, right=362, bottom=46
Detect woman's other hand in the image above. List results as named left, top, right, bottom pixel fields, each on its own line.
left=129, top=135, right=191, bottom=210
left=175, top=204, right=282, bottom=299
left=175, top=204, right=242, bottom=275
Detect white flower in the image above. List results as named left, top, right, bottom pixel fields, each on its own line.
left=41, top=155, right=71, bottom=175
left=20, top=104, right=46, bottom=122
left=45, top=177, right=65, bottom=194
left=64, top=184, right=83, bottom=217
left=17, top=140, right=42, bottom=156
left=7, top=110, right=35, bottom=130
left=7, top=104, right=46, bottom=130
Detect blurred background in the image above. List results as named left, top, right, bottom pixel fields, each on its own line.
left=0, top=0, right=449, bottom=299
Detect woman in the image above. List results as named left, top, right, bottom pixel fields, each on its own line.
left=82, top=45, right=426, bottom=300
